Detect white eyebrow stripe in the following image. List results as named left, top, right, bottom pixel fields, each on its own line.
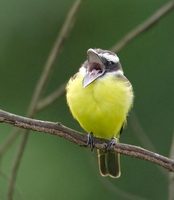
left=107, top=69, right=124, bottom=76
left=101, top=53, right=119, bottom=63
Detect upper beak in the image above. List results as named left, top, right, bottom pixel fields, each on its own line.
left=83, top=49, right=105, bottom=87
left=87, top=48, right=101, bottom=63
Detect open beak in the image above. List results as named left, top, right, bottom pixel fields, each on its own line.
left=83, top=49, right=105, bottom=87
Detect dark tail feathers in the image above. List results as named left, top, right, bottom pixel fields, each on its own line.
left=97, top=149, right=121, bottom=178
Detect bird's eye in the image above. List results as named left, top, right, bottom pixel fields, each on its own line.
left=106, top=60, right=114, bottom=66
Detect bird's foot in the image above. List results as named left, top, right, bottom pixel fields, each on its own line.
left=106, top=138, right=118, bottom=151
left=87, top=132, right=95, bottom=151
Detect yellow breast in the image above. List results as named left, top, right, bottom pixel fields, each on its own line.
left=66, top=72, right=133, bottom=139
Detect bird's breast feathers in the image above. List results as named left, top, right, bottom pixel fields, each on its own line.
left=66, top=72, right=133, bottom=139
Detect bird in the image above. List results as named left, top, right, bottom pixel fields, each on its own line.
left=66, top=48, right=134, bottom=178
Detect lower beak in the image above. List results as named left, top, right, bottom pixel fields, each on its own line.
left=83, top=70, right=103, bottom=87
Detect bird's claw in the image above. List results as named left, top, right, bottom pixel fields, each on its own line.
left=106, top=138, right=118, bottom=151
left=87, top=133, right=95, bottom=151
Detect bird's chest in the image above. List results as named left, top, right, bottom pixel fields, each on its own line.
left=71, top=76, right=128, bottom=118
left=78, top=78, right=126, bottom=118
left=67, top=74, right=132, bottom=138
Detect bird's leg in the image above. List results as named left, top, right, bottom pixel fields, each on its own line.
left=87, top=132, right=95, bottom=151
left=106, top=138, right=118, bottom=151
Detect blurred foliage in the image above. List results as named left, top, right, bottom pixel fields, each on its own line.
left=0, top=0, right=174, bottom=199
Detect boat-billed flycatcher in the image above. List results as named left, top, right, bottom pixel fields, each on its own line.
left=66, top=48, right=134, bottom=178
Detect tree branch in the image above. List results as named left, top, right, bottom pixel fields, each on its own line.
left=111, top=0, right=174, bottom=52
left=0, top=109, right=174, bottom=172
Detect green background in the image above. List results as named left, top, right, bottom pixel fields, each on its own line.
left=0, top=0, right=174, bottom=199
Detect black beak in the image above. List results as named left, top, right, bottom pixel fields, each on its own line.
left=83, top=49, right=105, bottom=87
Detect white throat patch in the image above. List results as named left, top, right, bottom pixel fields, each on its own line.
left=79, top=66, right=86, bottom=76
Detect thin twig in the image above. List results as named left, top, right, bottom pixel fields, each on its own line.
left=0, top=109, right=174, bottom=172
left=28, top=0, right=82, bottom=116
left=0, top=129, right=19, bottom=156
left=36, top=83, right=66, bottom=112
left=6, top=1, right=83, bottom=199
left=111, top=0, right=174, bottom=52
left=168, top=132, right=174, bottom=200
left=28, top=0, right=82, bottom=115
left=0, top=170, right=22, bottom=200
left=7, top=130, right=28, bottom=200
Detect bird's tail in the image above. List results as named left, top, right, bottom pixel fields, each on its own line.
left=97, top=149, right=121, bottom=178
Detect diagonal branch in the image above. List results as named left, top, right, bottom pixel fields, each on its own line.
left=6, top=1, right=83, bottom=200
left=0, top=129, right=19, bottom=157
left=111, top=0, right=174, bottom=52
left=36, top=83, right=66, bottom=112
left=28, top=0, right=82, bottom=116
left=0, top=109, right=174, bottom=172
